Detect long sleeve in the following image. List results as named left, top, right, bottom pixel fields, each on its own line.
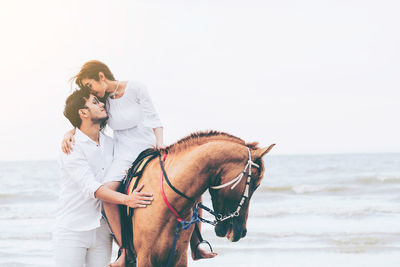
left=136, top=83, right=163, bottom=129
left=60, top=146, right=103, bottom=200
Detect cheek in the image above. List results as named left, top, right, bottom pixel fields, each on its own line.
left=91, top=86, right=105, bottom=97
left=92, top=80, right=104, bottom=90
left=94, top=84, right=103, bottom=92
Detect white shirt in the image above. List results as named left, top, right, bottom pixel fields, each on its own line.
left=57, top=129, right=114, bottom=231
left=106, top=81, right=162, bottom=161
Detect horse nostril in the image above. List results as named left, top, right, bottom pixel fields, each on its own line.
left=241, top=228, right=247, bottom=238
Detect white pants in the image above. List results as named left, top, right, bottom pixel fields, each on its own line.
left=54, top=218, right=113, bottom=267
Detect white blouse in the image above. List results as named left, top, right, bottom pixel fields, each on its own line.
left=106, top=81, right=162, bottom=160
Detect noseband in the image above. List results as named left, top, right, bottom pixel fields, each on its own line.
left=209, top=147, right=260, bottom=221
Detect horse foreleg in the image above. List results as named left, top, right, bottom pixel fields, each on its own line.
left=174, top=254, right=188, bottom=267
left=136, top=252, right=152, bottom=267
left=135, top=251, right=187, bottom=267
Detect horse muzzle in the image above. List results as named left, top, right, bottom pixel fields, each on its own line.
left=215, top=219, right=247, bottom=242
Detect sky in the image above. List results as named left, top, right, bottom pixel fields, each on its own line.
left=0, top=0, right=399, bottom=160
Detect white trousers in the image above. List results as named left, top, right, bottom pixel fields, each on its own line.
left=54, top=218, right=113, bottom=267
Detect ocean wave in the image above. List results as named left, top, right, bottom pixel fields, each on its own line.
left=0, top=204, right=57, bottom=220
left=1, top=214, right=55, bottom=220
left=327, top=234, right=400, bottom=253
left=305, top=166, right=341, bottom=174
left=0, top=232, right=51, bottom=240
left=355, top=176, right=400, bottom=184
left=0, top=193, right=15, bottom=199
left=210, top=231, right=400, bottom=241
left=0, top=192, right=57, bottom=203
left=250, top=205, right=400, bottom=218
left=259, top=185, right=349, bottom=194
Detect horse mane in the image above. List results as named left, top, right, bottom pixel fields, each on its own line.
left=162, top=130, right=260, bottom=154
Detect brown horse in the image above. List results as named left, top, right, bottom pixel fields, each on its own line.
left=130, top=131, right=274, bottom=266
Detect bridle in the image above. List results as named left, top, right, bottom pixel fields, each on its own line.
left=209, top=147, right=260, bottom=222
left=159, top=146, right=259, bottom=267
left=160, top=146, right=260, bottom=225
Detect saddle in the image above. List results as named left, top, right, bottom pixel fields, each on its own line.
left=118, top=148, right=160, bottom=267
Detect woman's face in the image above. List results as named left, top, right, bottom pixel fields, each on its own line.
left=81, top=78, right=107, bottom=98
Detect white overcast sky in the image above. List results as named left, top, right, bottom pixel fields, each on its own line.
left=0, top=0, right=399, bottom=160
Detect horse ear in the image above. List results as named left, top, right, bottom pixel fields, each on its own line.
left=253, top=144, right=275, bottom=159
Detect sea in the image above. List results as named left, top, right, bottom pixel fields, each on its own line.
left=0, top=153, right=399, bottom=267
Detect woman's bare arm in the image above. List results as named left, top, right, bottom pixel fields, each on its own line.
left=61, top=128, right=76, bottom=154
left=153, top=127, right=165, bottom=149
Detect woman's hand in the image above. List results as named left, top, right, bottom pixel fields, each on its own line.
left=61, top=128, right=76, bottom=154
left=156, top=142, right=166, bottom=150
left=125, top=184, right=153, bottom=208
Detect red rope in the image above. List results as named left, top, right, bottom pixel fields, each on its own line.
left=160, top=154, right=183, bottom=222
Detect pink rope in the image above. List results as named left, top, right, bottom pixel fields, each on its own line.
left=160, top=154, right=183, bottom=222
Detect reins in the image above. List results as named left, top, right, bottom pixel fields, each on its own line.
left=160, top=154, right=195, bottom=203
left=160, top=154, right=198, bottom=223
left=159, top=153, right=216, bottom=224
left=159, top=154, right=204, bottom=267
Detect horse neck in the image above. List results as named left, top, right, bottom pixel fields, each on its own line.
left=164, top=141, right=246, bottom=213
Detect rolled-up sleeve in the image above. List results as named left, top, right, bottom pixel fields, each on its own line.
left=61, top=147, right=103, bottom=199
left=136, top=83, right=163, bottom=129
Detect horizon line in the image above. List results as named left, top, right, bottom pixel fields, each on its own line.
left=1, top=151, right=399, bottom=162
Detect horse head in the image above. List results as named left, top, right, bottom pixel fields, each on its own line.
left=210, top=144, right=275, bottom=242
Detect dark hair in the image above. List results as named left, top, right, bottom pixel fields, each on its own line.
left=73, top=60, right=116, bottom=91
left=63, top=89, right=90, bottom=128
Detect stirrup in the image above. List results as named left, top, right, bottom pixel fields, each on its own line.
left=195, top=239, right=214, bottom=255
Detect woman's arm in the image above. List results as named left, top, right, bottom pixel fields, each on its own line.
left=153, top=127, right=165, bottom=149
left=61, top=128, right=76, bottom=154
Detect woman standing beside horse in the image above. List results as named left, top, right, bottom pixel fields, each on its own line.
left=62, top=60, right=216, bottom=266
